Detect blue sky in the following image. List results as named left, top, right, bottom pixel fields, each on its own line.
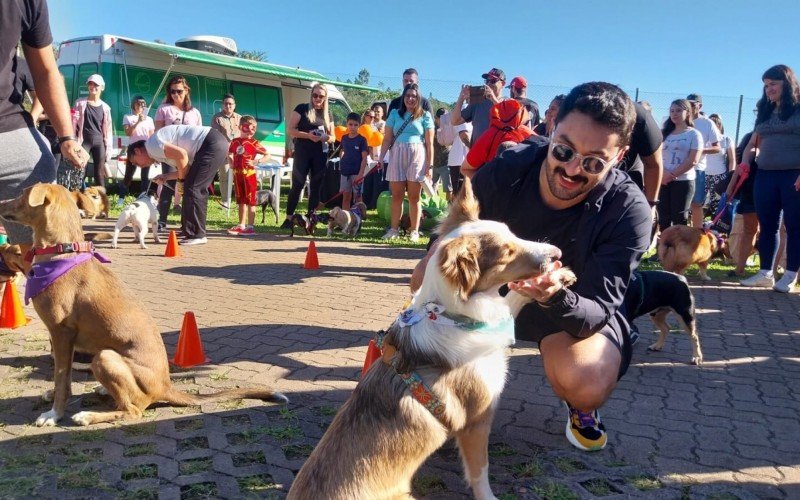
left=50, top=0, right=798, bottom=138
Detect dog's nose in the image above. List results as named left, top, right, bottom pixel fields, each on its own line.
left=546, top=245, right=562, bottom=262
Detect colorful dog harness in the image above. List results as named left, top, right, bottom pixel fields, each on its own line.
left=375, top=302, right=515, bottom=425
left=24, top=243, right=110, bottom=304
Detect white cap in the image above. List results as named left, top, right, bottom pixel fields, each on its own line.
left=86, top=74, right=105, bottom=88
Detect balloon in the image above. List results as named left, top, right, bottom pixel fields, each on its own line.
left=334, top=125, right=347, bottom=142
left=368, top=131, right=384, bottom=148
left=358, top=124, right=374, bottom=142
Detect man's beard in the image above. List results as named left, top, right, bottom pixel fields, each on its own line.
left=546, top=164, right=590, bottom=201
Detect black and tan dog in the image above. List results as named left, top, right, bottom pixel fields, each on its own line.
left=0, top=183, right=287, bottom=427
left=623, top=270, right=702, bottom=365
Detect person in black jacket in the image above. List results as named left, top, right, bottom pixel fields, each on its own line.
left=411, top=82, right=651, bottom=451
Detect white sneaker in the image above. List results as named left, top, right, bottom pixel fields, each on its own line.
left=179, top=237, right=208, bottom=246
left=382, top=228, right=399, bottom=240
left=773, top=273, right=797, bottom=293
left=740, top=272, right=774, bottom=288
left=409, top=230, right=420, bottom=243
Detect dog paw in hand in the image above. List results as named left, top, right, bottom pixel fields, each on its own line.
left=35, top=409, right=61, bottom=427
left=41, top=389, right=54, bottom=402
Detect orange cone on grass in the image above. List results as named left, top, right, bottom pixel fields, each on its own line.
left=361, top=339, right=382, bottom=377
left=164, top=230, right=181, bottom=258
left=303, top=241, right=319, bottom=269
left=0, top=280, right=31, bottom=329
left=170, top=311, right=210, bottom=367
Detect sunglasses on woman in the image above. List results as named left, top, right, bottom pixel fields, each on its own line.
left=549, top=142, right=616, bottom=175
left=312, top=93, right=326, bottom=99
left=169, top=88, right=185, bottom=95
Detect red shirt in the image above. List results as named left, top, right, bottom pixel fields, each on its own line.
left=465, top=100, right=533, bottom=170
left=229, top=137, right=266, bottom=172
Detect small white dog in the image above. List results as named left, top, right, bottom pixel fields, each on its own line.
left=327, top=202, right=366, bottom=237
left=113, top=193, right=160, bottom=249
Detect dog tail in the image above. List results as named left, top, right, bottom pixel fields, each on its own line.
left=161, top=387, right=289, bottom=406
left=85, top=231, right=114, bottom=241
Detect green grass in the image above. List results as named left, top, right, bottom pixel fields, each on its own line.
left=208, top=370, right=230, bottom=381
left=237, top=474, right=278, bottom=494
left=552, top=456, right=586, bottom=473
left=123, top=442, right=157, bottom=457
left=55, top=466, right=106, bottom=490
left=582, top=478, right=615, bottom=496
left=282, top=444, right=314, bottom=460
left=532, top=481, right=578, bottom=500
left=121, top=464, right=158, bottom=481
left=179, top=457, right=213, bottom=475
left=0, top=476, right=42, bottom=498
left=278, top=407, right=297, bottom=420
left=488, top=443, right=517, bottom=457
left=626, top=474, right=662, bottom=491
left=412, top=474, right=447, bottom=496
left=122, top=422, right=158, bottom=436
left=119, top=488, right=158, bottom=500
left=0, top=452, right=47, bottom=470
left=231, top=451, right=266, bottom=467
left=316, top=406, right=338, bottom=417
left=109, top=182, right=432, bottom=248
left=509, top=459, right=544, bottom=478
left=179, top=482, right=217, bottom=499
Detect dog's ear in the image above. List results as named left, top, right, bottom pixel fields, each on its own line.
left=27, top=184, right=51, bottom=208
left=436, top=177, right=479, bottom=237
left=438, top=234, right=481, bottom=301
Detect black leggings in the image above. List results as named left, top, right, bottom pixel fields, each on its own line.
left=181, top=129, right=229, bottom=238
left=286, top=145, right=326, bottom=216
left=82, top=133, right=106, bottom=186
left=122, top=162, right=150, bottom=196
left=657, top=179, right=695, bottom=230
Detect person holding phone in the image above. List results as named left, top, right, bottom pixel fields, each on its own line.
left=121, top=95, right=155, bottom=194
left=451, top=68, right=506, bottom=146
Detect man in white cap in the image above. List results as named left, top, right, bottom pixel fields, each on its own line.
left=67, top=73, right=113, bottom=188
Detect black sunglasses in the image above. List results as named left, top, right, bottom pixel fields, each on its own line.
left=549, top=142, right=615, bottom=174
left=169, top=88, right=185, bottom=95
left=311, top=93, right=326, bottom=99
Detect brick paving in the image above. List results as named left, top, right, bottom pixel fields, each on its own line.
left=0, top=220, right=798, bottom=499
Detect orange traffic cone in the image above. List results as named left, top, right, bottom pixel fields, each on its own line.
left=303, top=241, right=319, bottom=270
left=164, top=230, right=181, bottom=258
left=170, top=311, right=210, bottom=367
left=361, top=339, right=382, bottom=378
left=0, top=280, right=31, bottom=329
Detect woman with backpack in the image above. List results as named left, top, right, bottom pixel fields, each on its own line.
left=377, top=83, right=434, bottom=242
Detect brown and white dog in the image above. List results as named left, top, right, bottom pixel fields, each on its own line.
left=288, top=179, right=573, bottom=500
left=658, top=224, right=728, bottom=281
left=69, top=186, right=109, bottom=219
left=0, top=184, right=287, bottom=427
left=326, top=202, right=366, bottom=237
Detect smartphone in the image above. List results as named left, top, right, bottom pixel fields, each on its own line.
left=469, top=85, right=486, bottom=105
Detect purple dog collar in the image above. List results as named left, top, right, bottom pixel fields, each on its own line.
left=24, top=252, right=111, bottom=304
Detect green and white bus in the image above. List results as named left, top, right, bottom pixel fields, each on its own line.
left=56, top=34, right=375, bottom=180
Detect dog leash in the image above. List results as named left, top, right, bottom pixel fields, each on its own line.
left=317, top=159, right=386, bottom=208
left=710, top=169, right=749, bottom=227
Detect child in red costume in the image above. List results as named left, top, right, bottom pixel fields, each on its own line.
left=227, top=116, right=270, bottom=235
left=461, top=99, right=533, bottom=178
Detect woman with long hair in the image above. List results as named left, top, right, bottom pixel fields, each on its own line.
left=736, top=64, right=800, bottom=292
left=658, top=99, right=702, bottom=230
left=281, top=83, right=334, bottom=228
left=377, top=83, right=434, bottom=242
left=153, top=76, right=202, bottom=225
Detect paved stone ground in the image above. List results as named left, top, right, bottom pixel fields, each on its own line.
left=0, top=220, right=798, bottom=499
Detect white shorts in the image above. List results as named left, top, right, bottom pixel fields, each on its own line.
left=386, top=142, right=426, bottom=183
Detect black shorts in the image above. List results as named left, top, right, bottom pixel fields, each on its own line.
left=516, top=316, right=632, bottom=380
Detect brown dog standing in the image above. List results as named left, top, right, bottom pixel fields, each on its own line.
left=0, top=184, right=286, bottom=427
left=658, top=225, right=727, bottom=281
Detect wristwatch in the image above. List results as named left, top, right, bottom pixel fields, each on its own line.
left=56, top=135, right=77, bottom=146
left=647, top=199, right=659, bottom=207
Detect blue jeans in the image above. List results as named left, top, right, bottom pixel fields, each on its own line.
left=754, top=169, right=800, bottom=273
left=692, top=169, right=707, bottom=205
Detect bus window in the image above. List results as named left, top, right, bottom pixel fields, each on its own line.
left=230, top=82, right=282, bottom=125
left=328, top=99, right=349, bottom=126
left=59, top=65, right=76, bottom=104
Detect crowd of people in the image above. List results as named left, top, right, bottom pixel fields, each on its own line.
left=1, top=0, right=798, bottom=458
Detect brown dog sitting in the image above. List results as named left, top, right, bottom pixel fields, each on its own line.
left=658, top=224, right=728, bottom=281
left=0, top=184, right=287, bottom=427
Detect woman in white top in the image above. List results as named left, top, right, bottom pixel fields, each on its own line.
left=154, top=76, right=203, bottom=218
left=703, top=113, right=736, bottom=216
left=658, top=99, right=703, bottom=230
left=121, top=95, right=155, bottom=194
left=127, top=125, right=228, bottom=246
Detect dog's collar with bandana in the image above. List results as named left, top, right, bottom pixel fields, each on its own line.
left=397, top=302, right=515, bottom=344
left=24, top=251, right=111, bottom=304
left=25, top=241, right=96, bottom=262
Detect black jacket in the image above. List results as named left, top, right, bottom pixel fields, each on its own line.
left=472, top=136, right=652, bottom=341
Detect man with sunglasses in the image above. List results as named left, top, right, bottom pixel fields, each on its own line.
left=451, top=68, right=506, bottom=146
left=411, top=82, right=651, bottom=452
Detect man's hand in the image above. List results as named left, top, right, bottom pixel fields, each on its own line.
left=507, top=262, right=572, bottom=304
left=152, top=174, right=167, bottom=185
left=61, top=140, right=88, bottom=169
left=458, top=85, right=470, bottom=102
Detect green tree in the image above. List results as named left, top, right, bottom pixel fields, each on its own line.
left=237, top=50, right=268, bottom=62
